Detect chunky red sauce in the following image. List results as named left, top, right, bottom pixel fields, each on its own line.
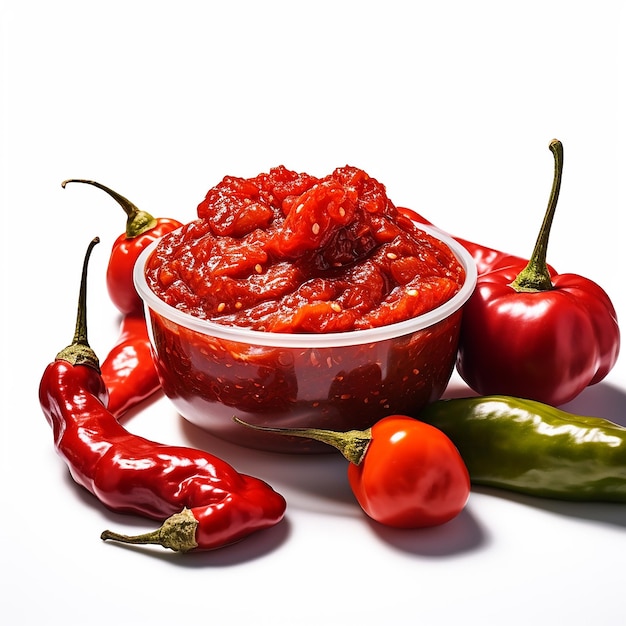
left=145, top=165, right=464, bottom=333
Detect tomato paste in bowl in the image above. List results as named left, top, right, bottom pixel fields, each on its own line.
left=134, top=166, right=477, bottom=452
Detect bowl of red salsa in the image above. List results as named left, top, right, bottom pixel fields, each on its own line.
left=134, top=165, right=477, bottom=452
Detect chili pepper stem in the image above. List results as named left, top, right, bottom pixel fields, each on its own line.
left=101, top=508, right=199, bottom=553
left=55, top=237, right=101, bottom=371
left=61, top=179, right=158, bottom=239
left=509, top=138, right=563, bottom=293
left=232, top=416, right=372, bottom=465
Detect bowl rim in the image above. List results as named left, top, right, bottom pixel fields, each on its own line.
left=133, top=221, right=477, bottom=348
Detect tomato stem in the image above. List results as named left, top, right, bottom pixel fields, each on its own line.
left=232, top=417, right=372, bottom=465
left=509, top=138, right=563, bottom=293
left=62, top=179, right=157, bottom=239
left=55, top=237, right=101, bottom=371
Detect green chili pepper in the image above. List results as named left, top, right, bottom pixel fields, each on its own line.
left=417, top=395, right=626, bottom=503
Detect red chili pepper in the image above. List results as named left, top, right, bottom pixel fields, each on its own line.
left=234, top=416, right=470, bottom=528
left=456, top=139, right=620, bottom=406
left=61, top=179, right=183, bottom=316
left=99, top=313, right=161, bottom=418
left=61, top=179, right=179, bottom=414
left=39, top=238, right=286, bottom=553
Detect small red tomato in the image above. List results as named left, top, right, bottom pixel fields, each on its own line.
left=347, top=416, right=470, bottom=528
left=233, top=414, right=471, bottom=529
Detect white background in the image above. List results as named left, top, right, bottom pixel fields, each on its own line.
left=2, top=1, right=625, bottom=624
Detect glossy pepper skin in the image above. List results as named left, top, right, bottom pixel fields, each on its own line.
left=458, top=267, right=619, bottom=406
left=99, top=313, right=161, bottom=418
left=235, top=415, right=471, bottom=528
left=62, top=179, right=183, bottom=316
left=346, top=416, right=471, bottom=528
left=39, top=238, right=286, bottom=552
left=456, top=139, right=619, bottom=406
left=418, top=396, right=626, bottom=502
left=62, top=179, right=179, bottom=415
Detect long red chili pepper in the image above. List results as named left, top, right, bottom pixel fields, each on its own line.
left=61, top=179, right=183, bottom=316
left=456, top=139, right=620, bottom=406
left=39, top=237, right=286, bottom=552
left=234, top=416, right=470, bottom=528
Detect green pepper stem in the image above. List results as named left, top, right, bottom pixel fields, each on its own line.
left=61, top=179, right=157, bottom=239
left=232, top=416, right=372, bottom=465
left=55, top=237, right=101, bottom=371
left=101, top=508, right=199, bottom=553
left=509, top=138, right=564, bottom=293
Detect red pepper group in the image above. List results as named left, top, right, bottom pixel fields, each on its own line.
left=62, top=179, right=183, bottom=417
left=46, top=148, right=621, bottom=556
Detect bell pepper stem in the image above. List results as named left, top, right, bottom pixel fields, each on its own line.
left=232, top=416, right=372, bottom=465
left=61, top=179, right=158, bottom=239
left=509, top=138, right=563, bottom=293
left=101, top=508, right=199, bottom=553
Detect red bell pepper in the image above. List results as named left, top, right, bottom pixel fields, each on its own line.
left=456, top=139, right=620, bottom=406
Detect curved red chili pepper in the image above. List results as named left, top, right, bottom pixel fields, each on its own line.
left=456, top=139, right=620, bottom=406
left=100, top=313, right=161, bottom=418
left=61, top=179, right=183, bottom=316
left=39, top=238, right=286, bottom=553
left=234, top=415, right=470, bottom=528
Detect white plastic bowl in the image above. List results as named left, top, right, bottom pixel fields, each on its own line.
left=134, top=223, right=477, bottom=452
